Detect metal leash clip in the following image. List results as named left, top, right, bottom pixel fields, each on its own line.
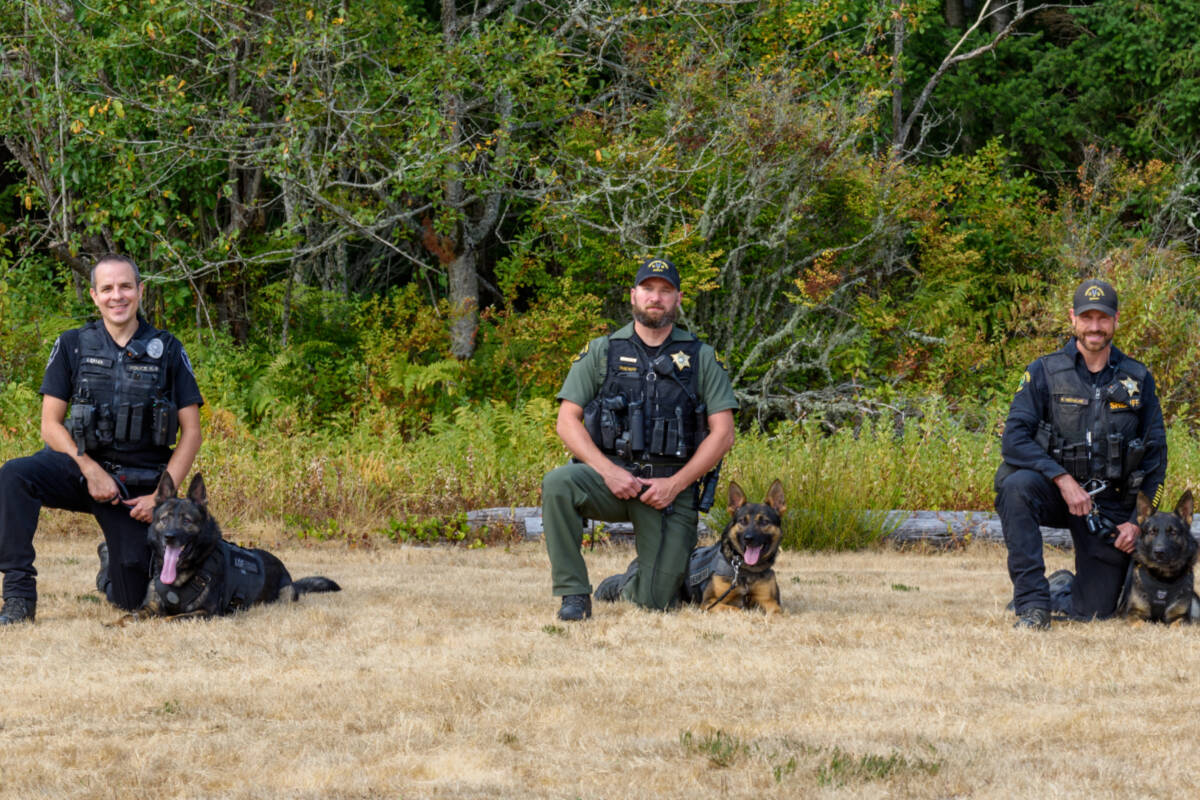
left=1082, top=479, right=1117, bottom=543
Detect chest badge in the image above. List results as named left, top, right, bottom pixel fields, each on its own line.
left=1120, top=377, right=1140, bottom=397
left=669, top=350, right=691, bottom=371
left=146, top=338, right=164, bottom=359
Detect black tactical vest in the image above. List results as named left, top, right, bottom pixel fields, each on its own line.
left=67, top=321, right=179, bottom=460
left=1041, top=350, right=1148, bottom=491
left=583, top=333, right=705, bottom=467
left=154, top=540, right=267, bottom=616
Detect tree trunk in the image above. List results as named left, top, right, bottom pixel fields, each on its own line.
left=944, top=0, right=965, bottom=28
left=448, top=248, right=479, bottom=359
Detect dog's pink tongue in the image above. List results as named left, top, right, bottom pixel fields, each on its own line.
left=160, top=544, right=182, bottom=585
left=744, top=545, right=762, bottom=566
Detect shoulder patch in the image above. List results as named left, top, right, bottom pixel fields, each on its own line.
left=1015, top=370, right=1030, bottom=394
left=713, top=350, right=728, bottom=371
left=571, top=341, right=590, bottom=364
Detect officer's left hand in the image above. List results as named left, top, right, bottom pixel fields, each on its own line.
left=638, top=477, right=682, bottom=510
left=1113, top=521, right=1139, bottom=554
left=122, top=493, right=156, bottom=524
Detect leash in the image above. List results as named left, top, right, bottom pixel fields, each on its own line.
left=704, top=554, right=743, bottom=611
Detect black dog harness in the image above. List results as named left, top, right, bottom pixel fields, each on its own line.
left=1117, top=561, right=1196, bottom=623
left=155, top=540, right=268, bottom=615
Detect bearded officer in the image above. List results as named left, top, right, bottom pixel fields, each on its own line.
left=995, top=278, right=1166, bottom=629
left=0, top=254, right=203, bottom=624
left=542, top=257, right=737, bottom=620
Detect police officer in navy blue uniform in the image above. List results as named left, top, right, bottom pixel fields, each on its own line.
left=0, top=254, right=203, bottom=625
left=995, top=278, right=1166, bottom=629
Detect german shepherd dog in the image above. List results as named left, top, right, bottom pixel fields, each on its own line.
left=1120, top=490, right=1200, bottom=624
left=111, top=473, right=340, bottom=624
left=698, top=480, right=786, bottom=614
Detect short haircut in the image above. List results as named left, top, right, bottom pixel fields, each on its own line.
left=90, top=253, right=142, bottom=287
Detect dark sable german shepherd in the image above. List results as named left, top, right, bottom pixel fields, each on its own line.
left=1121, top=490, right=1200, bottom=624
left=699, top=480, right=786, bottom=614
left=111, top=473, right=340, bottom=625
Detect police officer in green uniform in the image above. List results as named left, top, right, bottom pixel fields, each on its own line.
left=995, top=278, right=1166, bottom=630
left=542, top=257, right=737, bottom=620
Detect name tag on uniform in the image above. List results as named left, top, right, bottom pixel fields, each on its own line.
left=82, top=356, right=113, bottom=368
left=618, top=356, right=639, bottom=364
left=1056, top=395, right=1088, bottom=406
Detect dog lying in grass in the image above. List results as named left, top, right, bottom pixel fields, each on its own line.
left=110, top=473, right=340, bottom=625
left=1118, top=490, right=1200, bottom=624
left=594, top=480, right=787, bottom=614
left=696, top=480, right=786, bottom=614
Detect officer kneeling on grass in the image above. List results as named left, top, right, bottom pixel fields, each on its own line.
left=995, top=278, right=1166, bottom=630
left=541, top=257, right=737, bottom=620
left=0, top=254, right=203, bottom=625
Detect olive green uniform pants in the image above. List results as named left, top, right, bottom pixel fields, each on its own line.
left=542, top=462, right=698, bottom=610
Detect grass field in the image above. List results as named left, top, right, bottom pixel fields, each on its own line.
left=4, top=516, right=1199, bottom=799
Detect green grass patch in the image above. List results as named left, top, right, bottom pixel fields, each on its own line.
left=680, top=729, right=749, bottom=768
left=816, top=747, right=942, bottom=787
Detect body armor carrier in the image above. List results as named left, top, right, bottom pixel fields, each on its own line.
left=154, top=540, right=267, bottom=616
left=1118, top=563, right=1198, bottom=623
left=1041, top=350, right=1148, bottom=504
left=66, top=322, right=179, bottom=459
left=582, top=334, right=706, bottom=473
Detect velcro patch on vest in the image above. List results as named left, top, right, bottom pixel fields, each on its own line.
left=1055, top=395, right=1089, bottom=406
left=1109, top=401, right=1130, bottom=411
left=231, top=552, right=262, bottom=574
left=126, top=364, right=161, bottom=374
left=618, top=365, right=638, bottom=372
left=81, top=356, right=113, bottom=369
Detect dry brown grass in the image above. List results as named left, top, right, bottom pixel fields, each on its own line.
left=5, top=517, right=1200, bottom=799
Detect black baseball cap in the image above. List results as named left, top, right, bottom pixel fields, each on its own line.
left=1073, top=278, right=1118, bottom=316
left=634, top=257, right=680, bottom=290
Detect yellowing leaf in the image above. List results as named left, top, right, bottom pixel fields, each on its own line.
left=306, top=8, right=314, bottom=20
left=594, top=149, right=602, bottom=162
left=24, top=195, right=32, bottom=210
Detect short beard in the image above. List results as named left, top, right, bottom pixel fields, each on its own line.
left=632, top=303, right=677, bottom=330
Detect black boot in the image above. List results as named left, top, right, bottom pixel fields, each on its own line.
left=0, top=597, right=36, bottom=625
left=594, top=558, right=639, bottom=603
left=1013, top=606, right=1050, bottom=630
left=557, top=594, right=592, bottom=621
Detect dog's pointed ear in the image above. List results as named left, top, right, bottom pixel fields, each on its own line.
left=1175, top=490, right=1193, bottom=527
left=155, top=472, right=176, bottom=504
left=186, top=473, right=208, bottom=507
left=764, top=479, right=786, bottom=514
left=728, top=481, right=746, bottom=513
left=1136, top=491, right=1154, bottom=526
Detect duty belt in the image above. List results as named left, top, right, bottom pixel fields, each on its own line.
left=609, top=457, right=684, bottom=479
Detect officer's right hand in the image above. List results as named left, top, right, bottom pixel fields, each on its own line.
left=1053, top=473, right=1092, bottom=516
left=81, top=462, right=122, bottom=505
left=602, top=466, right=646, bottom=500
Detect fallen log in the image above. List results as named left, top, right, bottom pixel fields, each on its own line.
left=464, top=507, right=1104, bottom=548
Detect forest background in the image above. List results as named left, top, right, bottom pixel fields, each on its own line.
left=1, top=0, right=1199, bottom=548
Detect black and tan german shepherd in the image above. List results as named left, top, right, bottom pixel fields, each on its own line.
left=110, top=473, right=340, bottom=625
left=698, top=480, right=786, bottom=614
left=1120, top=490, right=1200, bottom=624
